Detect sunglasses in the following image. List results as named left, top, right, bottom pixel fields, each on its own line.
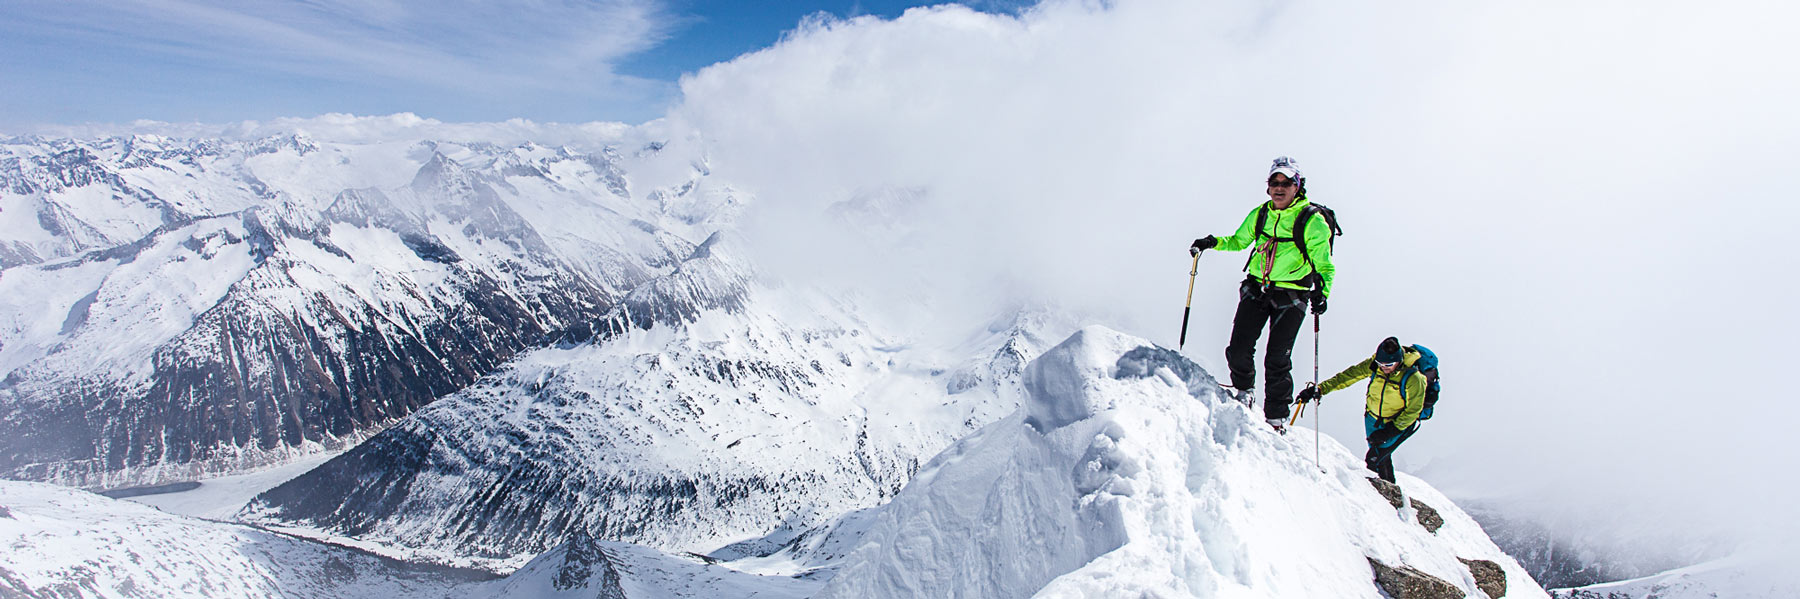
left=1267, top=178, right=1296, bottom=188
left=1375, top=361, right=1400, bottom=369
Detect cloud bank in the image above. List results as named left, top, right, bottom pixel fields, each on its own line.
left=665, top=0, right=1800, bottom=562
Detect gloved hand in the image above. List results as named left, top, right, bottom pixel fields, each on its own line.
left=1296, top=385, right=1320, bottom=404
left=1190, top=236, right=1217, bottom=255
left=1309, top=290, right=1327, bottom=314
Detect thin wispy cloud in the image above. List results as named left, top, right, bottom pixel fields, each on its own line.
left=2, top=0, right=679, bottom=123
left=61, top=0, right=664, bottom=87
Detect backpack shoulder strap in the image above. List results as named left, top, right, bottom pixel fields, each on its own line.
left=1399, top=364, right=1422, bottom=400
left=1289, top=204, right=1336, bottom=289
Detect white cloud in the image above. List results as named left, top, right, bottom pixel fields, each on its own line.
left=666, top=0, right=1800, bottom=562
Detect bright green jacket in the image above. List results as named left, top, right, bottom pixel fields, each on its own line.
left=1214, top=198, right=1336, bottom=297
left=1318, top=348, right=1429, bottom=430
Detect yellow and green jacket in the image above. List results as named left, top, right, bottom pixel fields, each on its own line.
left=1213, top=198, right=1336, bottom=297
left=1318, top=348, right=1429, bottom=430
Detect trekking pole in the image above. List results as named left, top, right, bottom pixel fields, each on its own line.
left=1291, top=314, right=1321, bottom=466
left=1177, top=249, right=1201, bottom=350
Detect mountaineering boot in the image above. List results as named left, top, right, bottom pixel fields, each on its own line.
left=1238, top=387, right=1260, bottom=408
left=1266, top=418, right=1288, bottom=434
left=1221, top=386, right=1256, bottom=407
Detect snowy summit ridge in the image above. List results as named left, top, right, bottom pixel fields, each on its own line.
left=812, top=326, right=1546, bottom=598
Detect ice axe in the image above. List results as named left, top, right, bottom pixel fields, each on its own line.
left=1178, top=248, right=1202, bottom=350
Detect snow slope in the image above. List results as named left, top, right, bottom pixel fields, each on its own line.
left=809, top=326, right=1549, bottom=598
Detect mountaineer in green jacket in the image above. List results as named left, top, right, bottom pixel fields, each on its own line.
left=1191, top=156, right=1337, bottom=432
left=1296, top=337, right=1433, bottom=483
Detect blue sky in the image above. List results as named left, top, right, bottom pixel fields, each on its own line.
left=0, top=0, right=1027, bottom=130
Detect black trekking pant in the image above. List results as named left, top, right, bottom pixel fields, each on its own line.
left=1225, top=278, right=1309, bottom=421
left=1365, top=421, right=1420, bottom=483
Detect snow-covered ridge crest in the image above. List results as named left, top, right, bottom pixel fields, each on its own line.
left=813, top=325, right=1549, bottom=598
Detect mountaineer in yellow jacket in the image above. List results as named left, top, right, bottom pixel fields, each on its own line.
left=1296, top=337, right=1439, bottom=483
left=1191, top=156, right=1337, bottom=432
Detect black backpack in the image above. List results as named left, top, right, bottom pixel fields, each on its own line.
left=1241, top=200, right=1343, bottom=289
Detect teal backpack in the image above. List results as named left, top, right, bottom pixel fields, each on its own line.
left=1399, top=344, right=1442, bottom=419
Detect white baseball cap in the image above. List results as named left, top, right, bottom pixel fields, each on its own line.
left=1269, top=156, right=1302, bottom=181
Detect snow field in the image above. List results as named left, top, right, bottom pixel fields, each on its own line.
left=123, top=450, right=343, bottom=520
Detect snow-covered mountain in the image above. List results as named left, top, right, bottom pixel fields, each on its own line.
left=238, top=232, right=1064, bottom=570
left=0, top=132, right=732, bottom=489
left=5, top=326, right=1557, bottom=598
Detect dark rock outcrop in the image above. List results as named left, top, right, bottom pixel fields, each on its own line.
left=553, top=534, right=629, bottom=598
left=1461, top=557, right=1508, bottom=598
left=1369, top=477, right=1445, bottom=533
left=1370, top=557, right=1466, bottom=599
